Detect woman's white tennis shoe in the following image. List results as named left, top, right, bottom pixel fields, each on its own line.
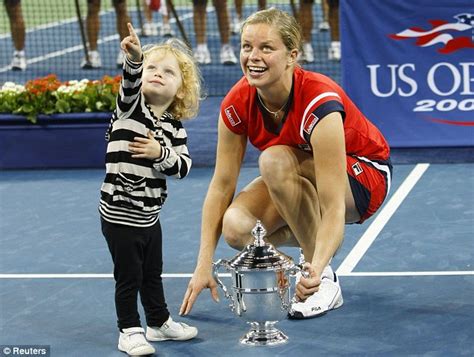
left=289, top=265, right=343, bottom=319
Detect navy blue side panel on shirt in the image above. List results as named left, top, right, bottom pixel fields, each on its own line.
left=303, top=100, right=346, bottom=143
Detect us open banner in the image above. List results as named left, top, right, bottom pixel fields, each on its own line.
left=340, top=0, right=474, bottom=147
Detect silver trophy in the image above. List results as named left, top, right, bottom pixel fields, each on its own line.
left=213, top=220, right=302, bottom=346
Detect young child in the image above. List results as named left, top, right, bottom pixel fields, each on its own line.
left=99, top=22, right=202, bottom=356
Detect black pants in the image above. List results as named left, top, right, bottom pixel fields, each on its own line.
left=101, top=218, right=169, bottom=330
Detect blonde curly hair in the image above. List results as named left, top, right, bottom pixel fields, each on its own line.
left=143, top=39, right=204, bottom=120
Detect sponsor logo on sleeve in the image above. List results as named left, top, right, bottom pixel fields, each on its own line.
left=303, top=113, right=319, bottom=135
left=224, top=105, right=242, bottom=126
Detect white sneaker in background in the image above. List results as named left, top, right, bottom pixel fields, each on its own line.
left=231, top=17, right=242, bottom=35
left=160, top=23, right=174, bottom=37
left=318, top=21, right=330, bottom=31
left=288, top=265, right=343, bottom=319
left=220, top=44, right=237, bottom=65
left=116, top=51, right=125, bottom=68
left=80, top=50, right=102, bottom=69
left=194, top=44, right=211, bottom=65
left=118, top=327, right=155, bottom=356
left=302, top=42, right=315, bottom=63
left=143, top=21, right=158, bottom=37
left=146, top=316, right=198, bottom=341
left=11, top=50, right=26, bottom=71
left=328, top=41, right=341, bottom=61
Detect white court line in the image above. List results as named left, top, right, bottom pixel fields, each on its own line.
left=0, top=17, right=78, bottom=40
left=2, top=271, right=474, bottom=279
left=0, top=273, right=230, bottom=279
left=336, top=163, right=430, bottom=276
left=340, top=271, right=474, bottom=277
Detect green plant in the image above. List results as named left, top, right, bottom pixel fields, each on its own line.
left=0, top=74, right=121, bottom=123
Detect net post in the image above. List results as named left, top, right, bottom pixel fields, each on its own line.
left=166, top=0, right=191, bottom=49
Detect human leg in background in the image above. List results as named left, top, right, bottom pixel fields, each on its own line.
left=142, top=0, right=158, bottom=36
left=231, top=0, right=243, bottom=34
left=192, top=0, right=211, bottom=64
left=327, top=0, right=340, bottom=61
left=299, top=0, right=314, bottom=63
left=82, top=0, right=102, bottom=68
left=113, top=0, right=131, bottom=67
left=160, top=1, right=174, bottom=37
left=319, top=0, right=329, bottom=31
left=214, top=0, right=237, bottom=64
left=5, top=0, right=26, bottom=70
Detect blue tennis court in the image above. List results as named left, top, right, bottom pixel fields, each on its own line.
left=1, top=161, right=473, bottom=356
left=1, top=1, right=473, bottom=356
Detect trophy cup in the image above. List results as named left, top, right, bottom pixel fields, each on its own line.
left=213, top=220, right=301, bottom=346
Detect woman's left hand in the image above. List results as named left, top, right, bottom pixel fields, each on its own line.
left=295, top=262, right=322, bottom=302
left=129, top=131, right=162, bottom=160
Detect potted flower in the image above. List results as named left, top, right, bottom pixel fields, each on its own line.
left=0, top=74, right=121, bottom=169
left=0, top=74, right=121, bottom=123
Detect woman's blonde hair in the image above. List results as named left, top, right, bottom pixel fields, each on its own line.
left=241, top=7, right=302, bottom=52
left=143, top=39, right=204, bottom=120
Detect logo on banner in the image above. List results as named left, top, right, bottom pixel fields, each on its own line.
left=389, top=13, right=474, bottom=54
left=365, top=13, right=474, bottom=126
left=224, top=105, right=241, bottom=127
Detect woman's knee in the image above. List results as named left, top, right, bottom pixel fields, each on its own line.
left=259, top=146, right=297, bottom=186
left=222, top=208, right=254, bottom=250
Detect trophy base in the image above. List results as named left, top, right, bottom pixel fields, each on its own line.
left=240, top=322, right=288, bottom=346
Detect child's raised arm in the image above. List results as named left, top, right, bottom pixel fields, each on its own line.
left=120, top=23, right=142, bottom=62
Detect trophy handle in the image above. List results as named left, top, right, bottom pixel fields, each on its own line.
left=287, top=264, right=312, bottom=310
left=212, top=259, right=236, bottom=311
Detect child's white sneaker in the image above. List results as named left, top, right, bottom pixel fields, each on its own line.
left=288, top=265, right=343, bottom=319
left=146, top=316, right=198, bottom=341
left=118, top=327, right=155, bottom=356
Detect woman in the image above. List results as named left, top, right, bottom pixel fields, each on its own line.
left=180, top=8, right=391, bottom=319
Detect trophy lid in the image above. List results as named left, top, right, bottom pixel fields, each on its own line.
left=227, top=220, right=294, bottom=271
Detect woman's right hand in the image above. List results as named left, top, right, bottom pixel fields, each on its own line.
left=179, top=265, right=220, bottom=316
left=120, top=22, right=142, bottom=62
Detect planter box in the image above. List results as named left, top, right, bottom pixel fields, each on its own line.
left=0, top=113, right=111, bottom=169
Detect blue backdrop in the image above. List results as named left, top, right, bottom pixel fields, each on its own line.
left=340, top=0, right=474, bottom=147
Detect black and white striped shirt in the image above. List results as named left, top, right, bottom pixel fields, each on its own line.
left=99, top=57, right=191, bottom=227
